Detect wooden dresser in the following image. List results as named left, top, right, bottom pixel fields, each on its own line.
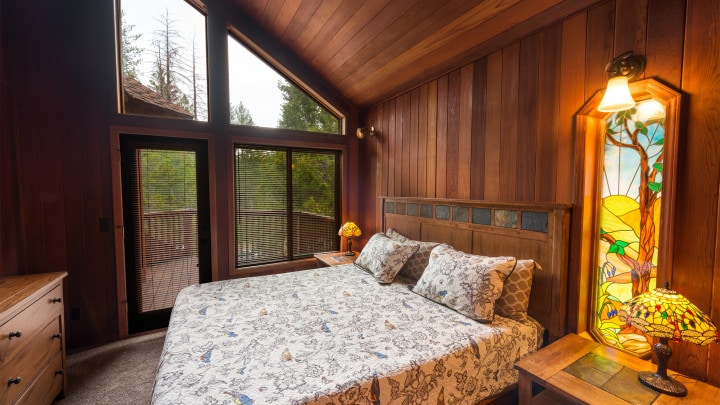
left=0, top=272, right=67, bottom=405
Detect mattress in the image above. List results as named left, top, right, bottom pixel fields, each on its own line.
left=152, top=264, right=541, bottom=404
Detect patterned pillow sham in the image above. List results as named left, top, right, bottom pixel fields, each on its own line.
left=495, top=259, right=540, bottom=323
left=412, top=244, right=516, bottom=322
left=385, top=228, right=440, bottom=281
left=354, top=233, right=419, bottom=283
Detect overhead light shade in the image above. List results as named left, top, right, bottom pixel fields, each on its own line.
left=598, top=76, right=635, bottom=112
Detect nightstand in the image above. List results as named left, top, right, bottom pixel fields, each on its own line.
left=515, top=333, right=720, bottom=404
left=314, top=251, right=357, bottom=267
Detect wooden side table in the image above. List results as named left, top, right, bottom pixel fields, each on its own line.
left=314, top=251, right=358, bottom=267
left=515, top=333, right=720, bottom=404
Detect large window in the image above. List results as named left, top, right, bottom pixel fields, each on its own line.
left=118, top=0, right=208, bottom=120
left=234, top=145, right=340, bottom=268
left=228, top=36, right=340, bottom=133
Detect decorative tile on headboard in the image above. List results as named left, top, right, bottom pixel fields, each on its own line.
left=385, top=201, right=395, bottom=214
left=522, top=211, right=548, bottom=232
left=396, top=202, right=407, bottom=215
left=407, top=203, right=419, bottom=216
left=452, top=206, right=469, bottom=222
left=420, top=204, right=433, bottom=218
left=494, top=210, right=517, bottom=228
left=472, top=208, right=491, bottom=225
left=435, top=205, right=450, bottom=220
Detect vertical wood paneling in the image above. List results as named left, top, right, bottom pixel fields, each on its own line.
left=484, top=51, right=503, bottom=201
left=517, top=35, right=539, bottom=202
left=672, top=0, right=720, bottom=381
left=427, top=81, right=438, bottom=197
left=499, top=43, right=520, bottom=201
left=395, top=97, right=403, bottom=195
left=458, top=65, right=473, bottom=200
left=585, top=1, right=615, bottom=97
left=536, top=24, right=561, bottom=202
left=409, top=88, right=419, bottom=197
left=446, top=69, right=461, bottom=199
left=613, top=0, right=647, bottom=57
left=387, top=100, right=396, bottom=196
left=644, top=0, right=685, bottom=88
left=436, top=75, right=448, bottom=198
left=557, top=14, right=587, bottom=203
left=470, top=58, right=487, bottom=200
left=417, top=84, right=428, bottom=197
left=401, top=93, right=411, bottom=196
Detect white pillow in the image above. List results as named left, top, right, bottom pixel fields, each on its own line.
left=354, top=233, right=419, bottom=283
left=412, top=244, right=516, bottom=321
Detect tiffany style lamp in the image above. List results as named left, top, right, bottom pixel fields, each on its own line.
left=338, top=221, right=361, bottom=256
left=620, top=282, right=720, bottom=396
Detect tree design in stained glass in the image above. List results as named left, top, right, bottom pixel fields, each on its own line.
left=592, top=99, right=666, bottom=357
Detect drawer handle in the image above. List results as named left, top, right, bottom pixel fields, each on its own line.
left=7, top=377, right=21, bottom=386
left=55, top=369, right=64, bottom=376
left=52, top=333, right=62, bottom=340
left=8, top=331, right=22, bottom=339
left=51, top=297, right=62, bottom=304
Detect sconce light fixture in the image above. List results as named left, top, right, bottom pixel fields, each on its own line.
left=356, top=126, right=375, bottom=139
left=598, top=52, right=646, bottom=112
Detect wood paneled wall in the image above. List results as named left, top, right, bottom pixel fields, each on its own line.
left=362, top=0, right=720, bottom=385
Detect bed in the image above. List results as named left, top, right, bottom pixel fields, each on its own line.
left=152, top=198, right=570, bottom=404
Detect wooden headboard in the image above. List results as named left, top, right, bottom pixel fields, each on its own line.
left=380, top=197, right=571, bottom=343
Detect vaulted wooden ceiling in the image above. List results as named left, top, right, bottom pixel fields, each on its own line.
left=232, top=0, right=604, bottom=108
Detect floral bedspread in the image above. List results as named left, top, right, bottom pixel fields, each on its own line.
left=152, top=264, right=540, bottom=405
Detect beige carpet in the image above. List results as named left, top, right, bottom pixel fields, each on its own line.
left=54, top=330, right=166, bottom=405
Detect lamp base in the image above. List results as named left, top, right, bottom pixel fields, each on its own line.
left=638, top=371, right=687, bottom=397
left=344, top=251, right=355, bottom=256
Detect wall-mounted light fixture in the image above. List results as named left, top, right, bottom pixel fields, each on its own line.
left=598, top=52, right=646, bottom=112
left=356, top=126, right=375, bottom=139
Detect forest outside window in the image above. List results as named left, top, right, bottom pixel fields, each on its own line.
left=234, top=145, right=341, bottom=268
left=118, top=0, right=208, bottom=121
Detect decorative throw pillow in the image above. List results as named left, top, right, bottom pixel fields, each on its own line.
left=412, top=244, right=516, bottom=321
left=495, top=260, right=539, bottom=323
left=354, top=233, right=419, bottom=283
left=385, top=228, right=440, bottom=281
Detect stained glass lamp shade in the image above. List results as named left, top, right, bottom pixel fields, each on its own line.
left=338, top=222, right=361, bottom=256
left=620, top=282, right=720, bottom=396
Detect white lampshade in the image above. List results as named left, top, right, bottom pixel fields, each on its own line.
left=598, top=76, right=635, bottom=112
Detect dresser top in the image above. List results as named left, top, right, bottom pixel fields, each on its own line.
left=0, top=272, right=67, bottom=321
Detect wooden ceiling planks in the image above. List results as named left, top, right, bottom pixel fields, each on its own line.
left=231, top=0, right=604, bottom=107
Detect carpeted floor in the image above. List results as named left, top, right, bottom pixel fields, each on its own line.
left=54, top=330, right=166, bottom=405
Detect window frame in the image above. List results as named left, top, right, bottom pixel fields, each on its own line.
left=227, top=136, right=348, bottom=278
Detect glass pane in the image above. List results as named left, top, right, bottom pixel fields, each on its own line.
left=292, top=151, right=339, bottom=256
left=592, top=99, right=666, bottom=356
left=137, top=149, right=198, bottom=313
left=234, top=147, right=288, bottom=266
left=119, top=0, right=208, bottom=121
left=228, top=36, right=340, bottom=134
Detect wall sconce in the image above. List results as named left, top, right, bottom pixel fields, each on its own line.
left=598, top=52, right=646, bottom=112
left=356, top=126, right=375, bottom=139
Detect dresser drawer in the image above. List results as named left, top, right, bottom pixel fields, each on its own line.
left=0, top=317, right=62, bottom=404
left=11, top=352, right=63, bottom=405
left=0, top=284, right=63, bottom=366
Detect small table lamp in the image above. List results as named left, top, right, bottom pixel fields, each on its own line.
left=620, top=282, right=720, bottom=396
left=338, top=221, right=361, bottom=256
